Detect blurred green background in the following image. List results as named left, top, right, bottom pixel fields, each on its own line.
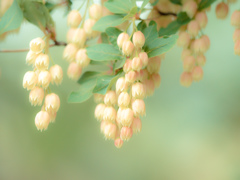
left=1, top=1, right=240, bottom=180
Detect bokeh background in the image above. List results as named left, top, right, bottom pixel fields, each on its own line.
left=1, top=1, right=240, bottom=180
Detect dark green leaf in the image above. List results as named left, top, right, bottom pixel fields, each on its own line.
left=104, top=0, right=136, bottom=14
left=177, top=12, right=191, bottom=24
left=143, top=21, right=158, bottom=47
left=87, top=44, right=123, bottom=61
left=93, top=15, right=125, bottom=32
left=0, top=0, right=23, bottom=35
left=151, top=0, right=159, bottom=6
left=101, top=32, right=110, bottom=44
left=137, top=21, right=147, bottom=31
left=78, top=71, right=101, bottom=85
left=170, top=0, right=182, bottom=5
left=105, top=27, right=122, bottom=48
left=198, top=0, right=217, bottom=11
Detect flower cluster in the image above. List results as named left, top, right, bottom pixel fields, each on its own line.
left=177, top=0, right=210, bottom=87
left=23, top=37, right=62, bottom=131
left=63, top=4, right=103, bottom=80
left=94, top=30, right=161, bottom=148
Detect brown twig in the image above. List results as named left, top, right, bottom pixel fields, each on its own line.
left=0, top=40, right=67, bottom=53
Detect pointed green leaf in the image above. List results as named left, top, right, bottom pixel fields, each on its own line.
left=105, top=27, right=122, bottom=48
left=137, top=21, right=147, bottom=31
left=93, top=15, right=124, bottom=32
left=104, top=0, right=136, bottom=14
left=78, top=71, right=101, bottom=85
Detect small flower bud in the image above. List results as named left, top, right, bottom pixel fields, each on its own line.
left=116, top=107, right=124, bottom=126
left=49, top=112, right=57, bottom=123
left=63, top=43, right=78, bottom=62
left=132, top=99, right=146, bottom=117
left=35, top=111, right=50, bottom=131
left=95, top=103, right=106, bottom=121
left=120, top=127, right=133, bottom=141
left=177, top=31, right=191, bottom=48
left=118, top=92, right=131, bottom=107
left=151, top=73, right=161, bottom=88
left=233, top=29, right=240, bottom=42
left=76, top=49, right=90, bottom=68
left=29, top=87, right=44, bottom=106
left=38, top=71, right=51, bottom=89
left=196, top=54, right=206, bottom=66
left=26, top=51, right=38, bottom=66
left=147, top=56, right=161, bottom=74
left=45, top=93, right=60, bottom=113
left=231, top=10, right=240, bottom=28
left=122, top=40, right=134, bottom=56
left=84, top=19, right=98, bottom=38
left=133, top=31, right=145, bottom=48
left=120, top=108, right=134, bottom=127
left=132, top=82, right=146, bottom=99
left=117, top=33, right=129, bottom=49
left=195, top=11, right=208, bottom=29
left=123, top=59, right=132, bottom=73
left=30, top=37, right=45, bottom=53
left=193, top=38, right=208, bottom=54
left=143, top=79, right=155, bottom=96
left=187, top=20, right=200, bottom=37
left=132, top=57, right=142, bottom=72
left=181, top=49, right=192, bottom=61
left=114, top=138, right=123, bottom=148
left=215, top=2, right=229, bottom=19
left=125, top=71, right=137, bottom=84
left=67, top=10, right=82, bottom=28
left=23, top=71, right=38, bottom=90
left=94, top=94, right=105, bottom=103
left=104, top=90, right=117, bottom=106
left=103, top=106, right=117, bottom=123
left=49, top=65, right=63, bottom=85
left=137, top=69, right=149, bottom=82
left=35, top=54, right=49, bottom=70
left=131, top=117, right=142, bottom=133
left=139, top=52, right=148, bottom=67
left=182, top=0, right=197, bottom=18
left=192, top=66, right=203, bottom=81
left=89, top=4, right=102, bottom=20
left=67, top=28, right=87, bottom=47
left=116, top=77, right=128, bottom=94
left=180, top=72, right=192, bottom=87
left=104, top=123, right=117, bottom=140
left=67, top=62, right=82, bottom=80
left=183, top=55, right=195, bottom=72
left=202, top=35, right=210, bottom=50
left=100, top=121, right=108, bottom=133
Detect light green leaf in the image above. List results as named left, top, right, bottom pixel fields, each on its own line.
left=101, top=32, right=110, bottom=44
left=137, top=21, right=147, bottom=31
left=123, top=6, right=138, bottom=21
left=151, top=0, right=159, bottom=5
left=87, top=44, right=123, bottom=61
left=105, top=27, right=122, bottom=48
left=198, top=0, right=217, bottom=11
left=0, top=0, right=23, bottom=35
left=77, top=71, right=101, bottom=85
left=114, top=58, right=126, bottom=70
left=104, top=0, right=136, bottom=14
left=93, top=15, right=124, bottom=32
left=143, top=21, right=158, bottom=48
left=140, top=0, right=150, bottom=10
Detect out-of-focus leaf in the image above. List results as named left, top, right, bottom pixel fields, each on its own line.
left=198, top=0, right=217, bottom=11
left=104, top=0, right=136, bottom=14
left=105, top=27, right=122, bottom=48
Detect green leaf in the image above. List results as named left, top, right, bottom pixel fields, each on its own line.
left=114, top=58, right=126, bottom=70
left=151, top=0, right=159, bottom=6
left=141, top=0, right=150, bottom=10
left=105, top=27, right=122, bottom=48
left=143, top=21, right=158, bottom=48
left=93, top=15, right=124, bottom=32
left=147, top=34, right=178, bottom=58
left=177, top=12, right=191, bottom=24
left=137, top=21, right=147, bottom=32
left=0, top=0, right=23, bottom=35
left=87, top=44, right=123, bottom=61
left=170, top=0, right=182, bottom=5
left=123, top=6, right=138, bottom=21
left=101, top=32, right=110, bottom=44
left=198, top=0, right=217, bottom=11
left=104, top=0, right=136, bottom=14
left=78, top=71, right=101, bottom=85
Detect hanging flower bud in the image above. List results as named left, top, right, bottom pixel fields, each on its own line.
left=94, top=94, right=105, bottom=103
left=196, top=54, right=206, bottom=66
left=180, top=72, right=192, bottom=87
left=84, top=19, right=98, bottom=38
left=231, top=10, right=240, bottom=28
left=38, top=71, right=51, bottom=89
left=187, top=20, right=200, bottom=37
left=23, top=71, right=38, bottom=90
left=68, top=28, right=87, bottom=47
left=30, top=37, right=45, bottom=53
left=104, top=123, right=117, bottom=140
left=143, top=79, right=155, bottom=96
left=116, top=107, right=124, bottom=126
left=233, top=29, right=240, bottom=43
left=103, top=106, right=117, bottom=123
left=49, top=65, right=63, bottom=85
left=114, top=138, right=123, bottom=148
left=139, top=52, right=148, bottom=67
left=182, top=0, right=197, bottom=18
left=35, top=54, right=49, bottom=70
left=95, top=103, right=106, bottom=121
left=123, top=59, right=132, bottom=73
left=26, top=51, right=38, bottom=66
left=195, top=11, right=208, bottom=29
left=67, top=10, right=82, bottom=28
left=48, top=111, right=57, bottom=123
left=103, top=91, right=116, bottom=106
left=120, top=127, right=133, bottom=141
left=35, top=111, right=50, bottom=131
left=215, top=2, right=229, bottom=19
left=29, top=87, right=44, bottom=106
left=76, top=49, right=90, bottom=68
left=63, top=43, right=78, bottom=62
left=193, top=38, right=208, bottom=54
left=132, top=57, right=143, bottom=72
left=89, top=4, right=102, bottom=20
left=122, top=40, right=134, bottom=56
left=192, top=66, right=204, bottom=81
left=118, top=92, right=131, bottom=107
left=132, top=82, right=146, bottom=99
left=183, top=55, right=195, bottom=72
left=177, top=31, right=191, bottom=48
left=116, top=77, right=128, bottom=94
left=44, top=93, right=60, bottom=113
left=131, top=117, right=142, bottom=133
left=133, top=31, right=145, bottom=48
left=100, top=121, right=108, bottom=134
left=117, top=33, right=130, bottom=49
left=67, top=62, right=82, bottom=80
left=202, top=35, right=210, bottom=50
left=132, top=99, right=146, bottom=117
left=181, top=49, right=192, bottom=61
left=125, top=71, right=137, bottom=84
left=147, top=56, right=161, bottom=74
left=138, top=69, right=149, bottom=82
left=151, top=73, right=161, bottom=88
left=120, top=108, right=134, bottom=127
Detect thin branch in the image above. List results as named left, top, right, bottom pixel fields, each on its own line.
left=0, top=40, right=67, bottom=53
